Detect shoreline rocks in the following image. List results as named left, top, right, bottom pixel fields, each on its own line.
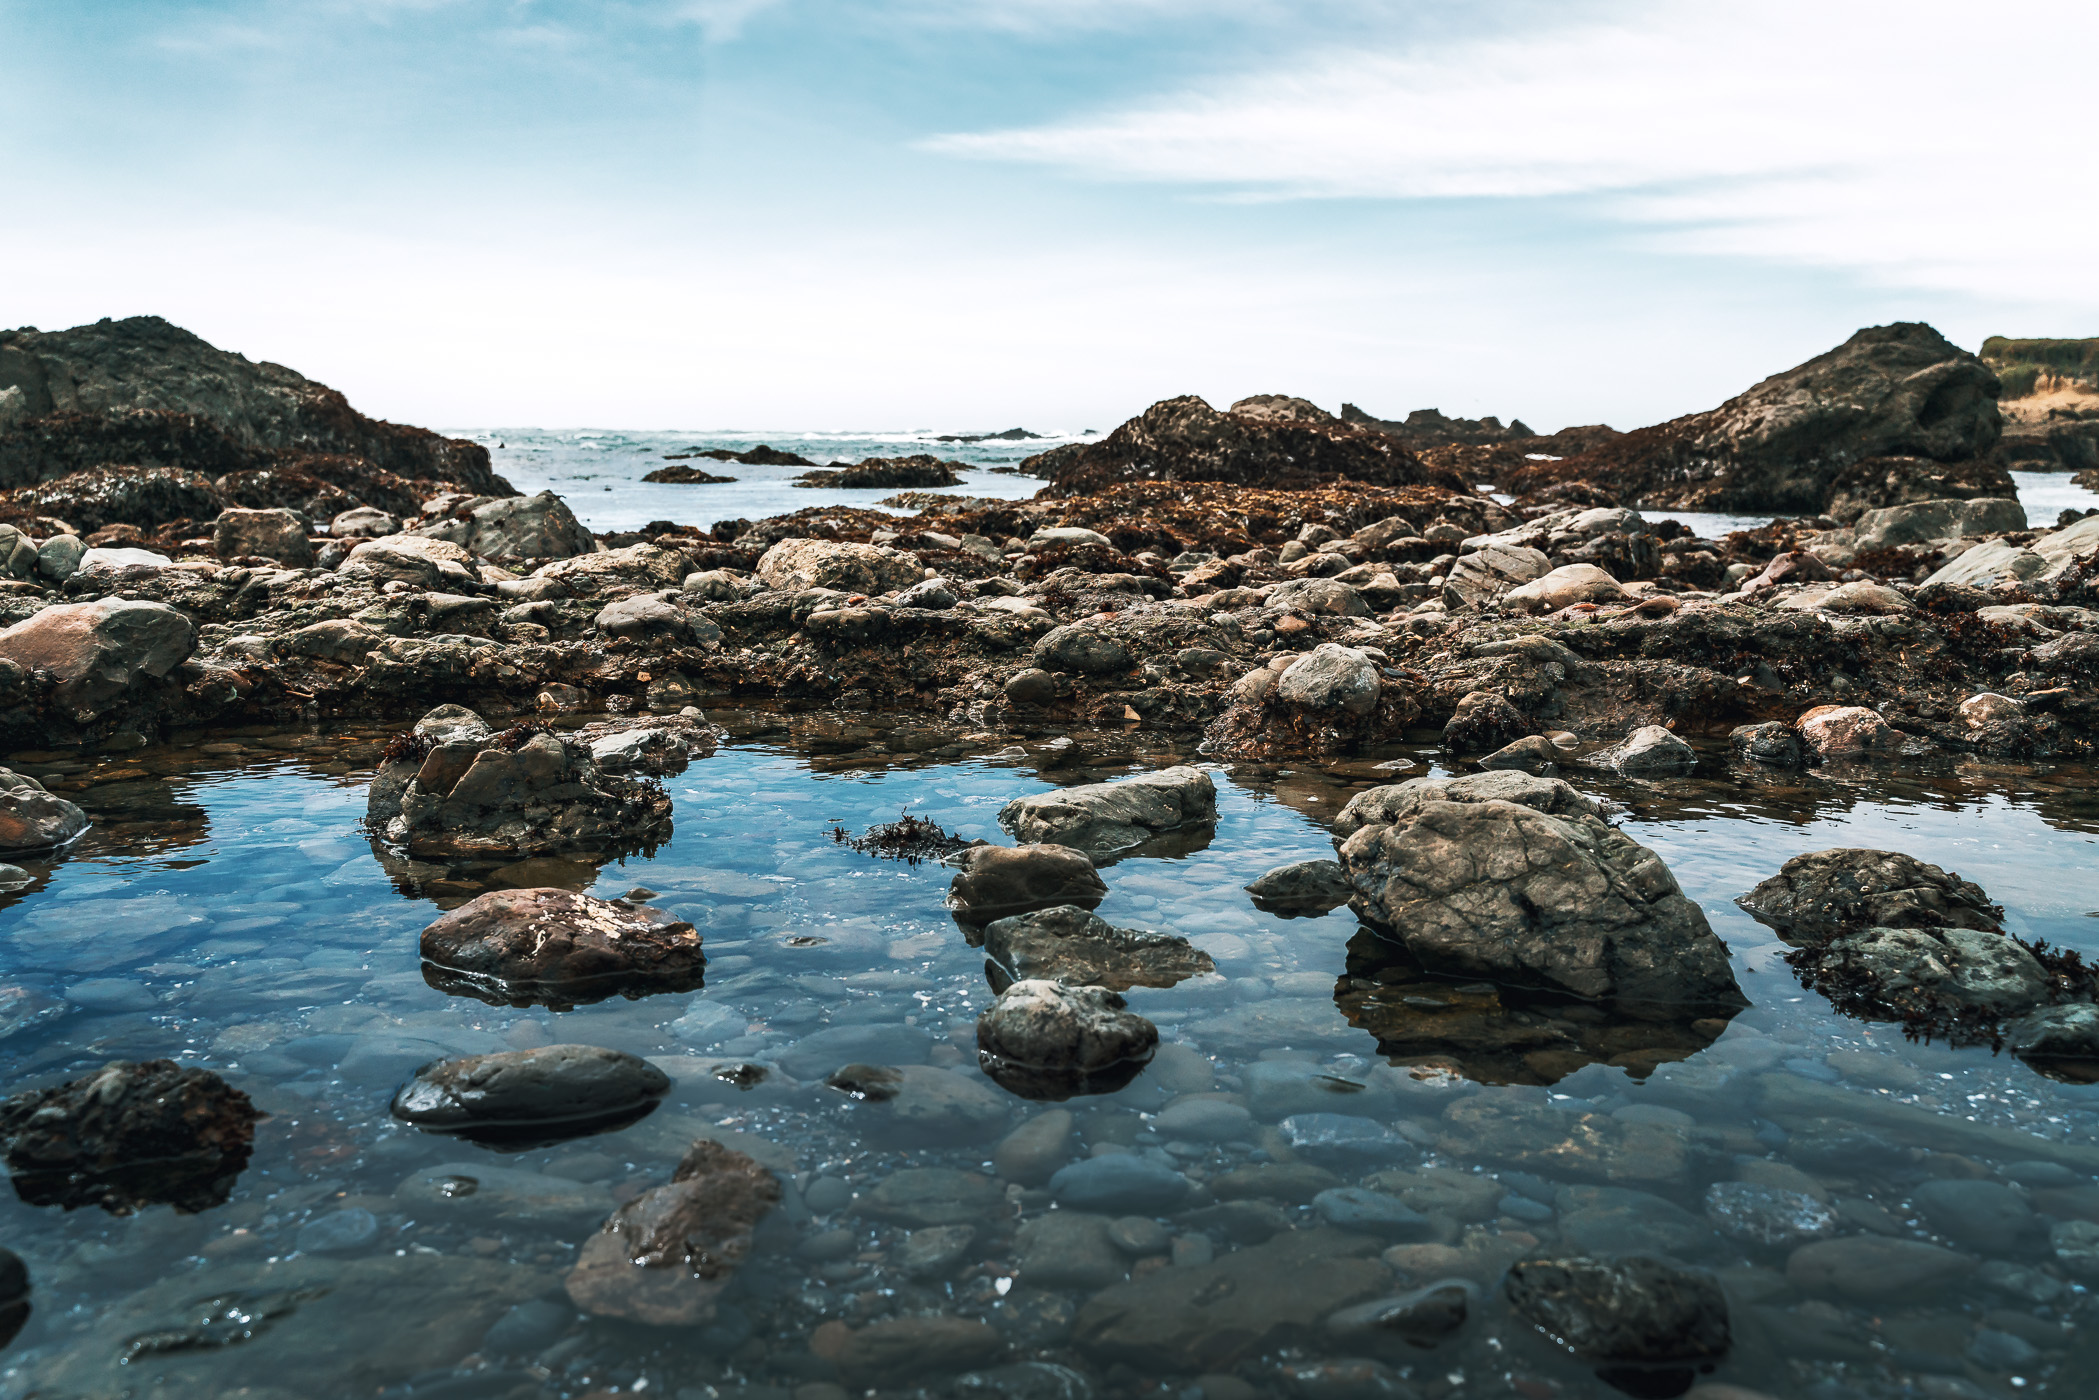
left=996, top=766, right=1217, bottom=861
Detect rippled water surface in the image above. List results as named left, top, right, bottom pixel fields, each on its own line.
left=5, top=722, right=2099, bottom=1399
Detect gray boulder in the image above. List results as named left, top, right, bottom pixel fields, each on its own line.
left=1729, top=721, right=1803, bottom=766
left=1336, top=796, right=1744, bottom=1012
left=946, top=844, right=1107, bottom=925
left=0, top=767, right=89, bottom=856
left=34, top=534, right=84, bottom=583
left=595, top=594, right=718, bottom=645
left=329, top=506, right=399, bottom=537
left=997, top=766, right=1216, bottom=860
left=412, top=490, right=595, bottom=561
left=976, top=979, right=1158, bottom=1101
left=1442, top=542, right=1549, bottom=608
left=213, top=506, right=313, bottom=565
left=343, top=534, right=480, bottom=589
left=1796, top=925, right=2051, bottom=1025
left=0, top=526, right=36, bottom=580
left=1032, top=624, right=1131, bottom=676
left=1265, top=577, right=1371, bottom=618
left=1591, top=725, right=1696, bottom=775
left=981, top=905, right=1215, bottom=992
left=755, top=537, right=921, bottom=594
left=0, top=598, right=196, bottom=722
left=1476, top=735, right=1560, bottom=775
left=1274, top=644, right=1380, bottom=717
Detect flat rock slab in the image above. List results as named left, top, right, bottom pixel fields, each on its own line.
left=982, top=905, right=1215, bottom=992
left=419, top=887, right=703, bottom=1008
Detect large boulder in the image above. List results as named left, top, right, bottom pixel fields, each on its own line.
left=996, top=766, right=1217, bottom=860
left=1507, top=323, right=2003, bottom=513
left=976, top=980, right=1158, bottom=1101
left=1442, top=543, right=1549, bottom=608
left=0, top=767, right=88, bottom=856
left=419, top=888, right=705, bottom=1006
left=1274, top=643, right=1381, bottom=717
left=412, top=490, right=595, bottom=561
left=212, top=506, right=312, bottom=565
left=1503, top=562, right=1627, bottom=614
left=565, top=1139, right=780, bottom=1325
left=755, top=538, right=922, bottom=594
left=1335, top=795, right=1744, bottom=1013
left=369, top=708, right=676, bottom=859
left=0, top=598, right=196, bottom=722
left=1028, top=394, right=1466, bottom=497
left=0, top=1059, right=259, bottom=1214
left=981, top=905, right=1216, bottom=992
left=1332, top=770, right=1602, bottom=838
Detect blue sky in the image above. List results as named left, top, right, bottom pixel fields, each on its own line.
left=5, top=1, right=2093, bottom=432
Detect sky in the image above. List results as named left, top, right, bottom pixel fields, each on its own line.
left=4, top=1, right=2095, bottom=434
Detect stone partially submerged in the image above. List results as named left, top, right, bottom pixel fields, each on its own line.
left=0, top=1060, right=259, bottom=1215
left=996, top=766, right=1217, bottom=860
left=566, top=1139, right=781, bottom=1325
left=980, top=904, right=1216, bottom=993
left=390, top=1045, right=671, bottom=1149
left=1334, top=779, right=1743, bottom=1015
left=976, top=980, right=1158, bottom=1101
left=419, top=888, right=705, bottom=1008
left=946, top=843, right=1107, bottom=927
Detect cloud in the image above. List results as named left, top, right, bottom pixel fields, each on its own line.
left=926, top=0, right=2099, bottom=306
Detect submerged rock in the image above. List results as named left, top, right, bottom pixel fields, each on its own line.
left=1701, top=1182, right=1838, bottom=1247
left=390, top=1044, right=671, bottom=1148
left=0, top=767, right=88, bottom=856
left=981, top=904, right=1215, bottom=992
left=996, top=766, right=1217, bottom=860
left=1337, top=793, right=1743, bottom=1013
left=1792, top=924, right=2052, bottom=1033
left=0, top=1246, right=25, bottom=1350
left=1325, top=1280, right=1478, bottom=1352
left=1590, top=724, right=1696, bottom=775
left=0, top=1060, right=259, bottom=1215
left=419, top=887, right=704, bottom=1007
left=947, top=843, right=1107, bottom=926
left=565, top=1139, right=780, bottom=1325
left=1503, top=1255, right=1730, bottom=1367
left=977, top=979, right=1158, bottom=1100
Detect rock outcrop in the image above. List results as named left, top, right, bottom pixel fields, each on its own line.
left=1029, top=395, right=1465, bottom=497
left=0, top=317, right=506, bottom=510
left=946, top=843, right=1108, bottom=926
left=1507, top=323, right=2003, bottom=513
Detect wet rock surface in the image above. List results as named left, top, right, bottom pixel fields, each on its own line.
left=390, top=1044, right=671, bottom=1146
left=0, top=765, right=88, bottom=854
left=996, top=765, right=1217, bottom=860
left=1504, top=1255, right=1730, bottom=1367
left=976, top=979, right=1158, bottom=1100
left=947, top=842, right=1108, bottom=925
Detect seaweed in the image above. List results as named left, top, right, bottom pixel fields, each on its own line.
left=829, top=809, right=974, bottom=865
left=491, top=722, right=554, bottom=752
left=377, top=730, right=432, bottom=765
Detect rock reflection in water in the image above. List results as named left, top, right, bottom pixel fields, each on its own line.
left=1333, top=928, right=1735, bottom=1086
left=0, top=1061, right=259, bottom=1215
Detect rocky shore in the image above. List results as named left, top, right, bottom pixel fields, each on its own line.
left=6, top=315, right=2099, bottom=1400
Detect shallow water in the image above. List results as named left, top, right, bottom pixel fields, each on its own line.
left=464, top=428, right=1073, bottom=534
left=4, top=724, right=2099, bottom=1399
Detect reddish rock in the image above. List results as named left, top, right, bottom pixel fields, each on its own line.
left=0, top=598, right=195, bottom=721
left=1796, top=705, right=1899, bottom=758
left=420, top=888, right=704, bottom=1007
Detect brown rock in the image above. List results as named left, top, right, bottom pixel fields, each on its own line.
left=419, top=888, right=703, bottom=1007
left=0, top=598, right=196, bottom=721
left=0, top=1059, right=259, bottom=1215
left=946, top=843, right=1106, bottom=926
